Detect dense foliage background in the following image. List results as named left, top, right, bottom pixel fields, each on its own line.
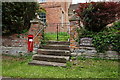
left=76, top=2, right=120, bottom=32
left=2, top=2, right=39, bottom=35
left=76, top=2, right=120, bottom=53
left=78, top=21, right=120, bottom=53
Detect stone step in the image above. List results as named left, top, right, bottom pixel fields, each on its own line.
left=29, top=60, right=66, bottom=67
left=32, top=54, right=70, bottom=63
left=37, top=49, right=70, bottom=56
left=40, top=44, right=69, bottom=50
left=79, top=46, right=96, bottom=50
left=46, top=41, right=70, bottom=45
left=38, top=49, right=71, bottom=56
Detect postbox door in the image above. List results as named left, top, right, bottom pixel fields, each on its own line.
left=28, top=35, right=33, bottom=52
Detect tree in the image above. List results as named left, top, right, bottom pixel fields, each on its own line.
left=76, top=2, right=120, bottom=32
left=2, top=2, right=39, bottom=35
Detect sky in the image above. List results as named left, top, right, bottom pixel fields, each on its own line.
left=38, top=0, right=117, bottom=4
left=72, top=0, right=110, bottom=4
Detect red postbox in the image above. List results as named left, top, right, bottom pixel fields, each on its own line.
left=28, top=35, right=34, bottom=52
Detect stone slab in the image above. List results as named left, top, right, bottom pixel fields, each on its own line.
left=38, top=49, right=70, bottom=56
left=33, top=54, right=70, bottom=63
left=29, top=60, right=66, bottom=67
left=46, top=41, right=70, bottom=45
left=40, top=44, right=69, bottom=50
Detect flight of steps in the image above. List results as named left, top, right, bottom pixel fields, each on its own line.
left=29, top=41, right=71, bottom=67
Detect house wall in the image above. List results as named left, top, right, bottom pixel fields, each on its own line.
left=40, top=1, right=71, bottom=32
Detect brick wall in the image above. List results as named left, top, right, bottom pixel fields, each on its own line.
left=40, top=2, right=71, bottom=33
left=2, top=19, right=44, bottom=56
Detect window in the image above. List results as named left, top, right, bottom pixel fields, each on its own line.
left=61, top=11, right=64, bottom=27
left=39, top=12, right=46, bottom=23
left=39, top=0, right=46, bottom=3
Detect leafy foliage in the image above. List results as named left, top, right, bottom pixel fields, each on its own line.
left=76, top=2, right=120, bottom=32
left=2, top=2, right=39, bottom=35
left=79, top=21, right=120, bottom=53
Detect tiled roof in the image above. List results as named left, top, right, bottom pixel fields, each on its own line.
left=69, top=3, right=79, bottom=13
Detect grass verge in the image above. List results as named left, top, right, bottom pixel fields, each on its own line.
left=44, top=32, right=70, bottom=41
left=2, top=55, right=119, bottom=78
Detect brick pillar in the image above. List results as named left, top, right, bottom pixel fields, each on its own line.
left=29, top=19, right=44, bottom=53
left=69, top=21, right=79, bottom=52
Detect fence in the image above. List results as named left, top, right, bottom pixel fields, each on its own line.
left=44, top=23, right=70, bottom=41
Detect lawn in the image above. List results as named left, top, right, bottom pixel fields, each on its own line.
left=2, top=55, right=119, bottom=78
left=44, top=32, right=70, bottom=41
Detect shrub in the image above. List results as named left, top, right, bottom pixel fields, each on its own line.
left=2, top=2, right=39, bottom=35
left=76, top=2, right=120, bottom=32
left=79, top=21, right=120, bottom=53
